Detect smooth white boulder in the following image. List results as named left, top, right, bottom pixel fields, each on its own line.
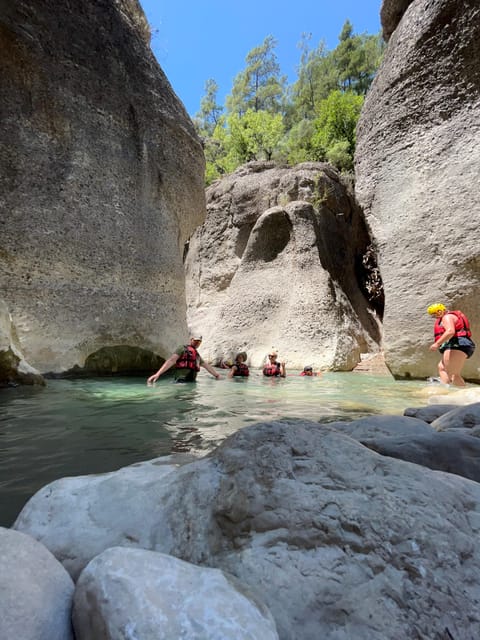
left=73, top=547, right=278, bottom=640
left=0, top=527, right=74, bottom=640
left=13, top=455, right=195, bottom=580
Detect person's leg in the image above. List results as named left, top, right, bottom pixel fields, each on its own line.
left=442, top=349, right=467, bottom=386
left=437, top=356, right=450, bottom=384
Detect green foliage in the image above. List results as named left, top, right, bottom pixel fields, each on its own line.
left=290, top=34, right=337, bottom=122
left=227, top=110, right=285, bottom=163
left=194, top=79, right=223, bottom=137
left=279, top=118, right=317, bottom=164
left=199, top=21, right=383, bottom=182
left=310, top=90, right=364, bottom=170
left=203, top=117, right=237, bottom=184
left=332, top=20, right=384, bottom=94
left=326, top=140, right=353, bottom=172
left=226, top=36, right=286, bottom=115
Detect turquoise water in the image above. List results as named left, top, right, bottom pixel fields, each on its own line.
left=0, top=371, right=430, bottom=527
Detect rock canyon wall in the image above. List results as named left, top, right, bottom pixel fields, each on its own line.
left=356, top=0, right=480, bottom=380
left=0, top=0, right=206, bottom=374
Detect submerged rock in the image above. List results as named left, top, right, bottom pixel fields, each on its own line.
left=328, top=413, right=432, bottom=439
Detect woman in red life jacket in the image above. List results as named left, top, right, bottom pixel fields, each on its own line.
left=263, top=351, right=286, bottom=377
left=147, top=335, right=221, bottom=384
left=300, top=366, right=314, bottom=376
left=228, top=352, right=250, bottom=378
left=427, top=303, right=475, bottom=386
left=300, top=366, right=322, bottom=377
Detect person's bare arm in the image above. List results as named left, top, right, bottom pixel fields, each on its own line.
left=429, top=314, right=456, bottom=351
left=227, top=366, right=236, bottom=379
left=280, top=361, right=286, bottom=377
left=147, top=353, right=179, bottom=383
left=201, top=361, right=221, bottom=379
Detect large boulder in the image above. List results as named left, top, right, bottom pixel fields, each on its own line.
left=186, top=162, right=382, bottom=370
left=0, top=0, right=205, bottom=374
left=73, top=547, right=279, bottom=640
left=0, top=527, right=74, bottom=640
left=15, top=421, right=480, bottom=639
left=355, top=0, right=480, bottom=381
left=14, top=455, right=194, bottom=580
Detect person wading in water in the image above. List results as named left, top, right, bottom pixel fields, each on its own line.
left=147, top=335, right=220, bottom=384
left=427, top=303, right=475, bottom=387
left=262, top=351, right=286, bottom=378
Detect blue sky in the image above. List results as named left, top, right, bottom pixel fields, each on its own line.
left=138, top=1, right=381, bottom=116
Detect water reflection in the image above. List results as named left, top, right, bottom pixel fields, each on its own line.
left=0, top=372, right=452, bottom=526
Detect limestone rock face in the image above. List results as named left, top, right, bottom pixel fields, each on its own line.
left=380, top=0, right=415, bottom=40
left=0, top=299, right=44, bottom=386
left=355, top=0, right=480, bottom=381
left=0, top=0, right=205, bottom=373
left=186, top=162, right=382, bottom=370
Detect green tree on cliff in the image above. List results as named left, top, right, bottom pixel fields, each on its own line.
left=193, top=78, right=223, bottom=137
left=226, top=36, right=286, bottom=115
left=289, top=34, right=337, bottom=121
left=199, top=22, right=383, bottom=182
left=332, top=20, right=383, bottom=94
left=227, top=110, right=285, bottom=163
left=310, top=90, right=364, bottom=171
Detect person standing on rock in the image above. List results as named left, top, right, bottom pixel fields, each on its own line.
left=263, top=351, right=286, bottom=378
left=147, top=335, right=221, bottom=384
left=427, top=303, right=475, bottom=387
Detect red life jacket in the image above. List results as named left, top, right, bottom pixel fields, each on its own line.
left=263, top=362, right=281, bottom=377
left=176, top=345, right=200, bottom=371
left=434, top=310, right=472, bottom=341
left=233, top=362, right=249, bottom=377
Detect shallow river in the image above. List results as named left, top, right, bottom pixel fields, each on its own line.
left=0, top=371, right=440, bottom=526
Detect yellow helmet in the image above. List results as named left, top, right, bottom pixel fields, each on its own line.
left=427, top=303, right=446, bottom=315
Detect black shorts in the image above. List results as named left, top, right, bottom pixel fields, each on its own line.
left=174, top=369, right=197, bottom=383
left=439, top=337, right=476, bottom=359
